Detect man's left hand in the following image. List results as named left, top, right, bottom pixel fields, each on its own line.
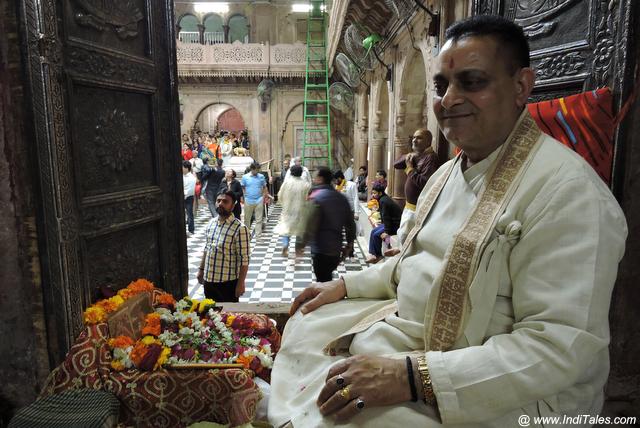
left=235, top=281, right=245, bottom=297
left=380, top=232, right=388, bottom=240
left=317, top=356, right=411, bottom=421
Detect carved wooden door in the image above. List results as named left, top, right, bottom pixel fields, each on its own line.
left=20, top=0, right=187, bottom=361
left=472, top=0, right=635, bottom=193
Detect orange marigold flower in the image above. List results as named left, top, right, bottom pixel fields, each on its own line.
left=141, top=313, right=161, bottom=337
left=117, top=287, right=134, bottom=299
left=109, top=335, right=135, bottom=349
left=127, top=279, right=155, bottom=295
left=130, top=342, right=149, bottom=367
left=156, top=293, right=176, bottom=306
left=236, top=354, right=253, bottom=369
left=83, top=306, right=106, bottom=324
left=95, top=298, right=118, bottom=313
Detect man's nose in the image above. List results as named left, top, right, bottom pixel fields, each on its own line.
left=440, top=84, right=464, bottom=110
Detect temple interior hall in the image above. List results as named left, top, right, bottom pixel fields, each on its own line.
left=1, top=0, right=640, bottom=426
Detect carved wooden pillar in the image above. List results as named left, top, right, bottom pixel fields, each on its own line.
left=392, top=99, right=409, bottom=205
left=197, top=24, right=205, bottom=44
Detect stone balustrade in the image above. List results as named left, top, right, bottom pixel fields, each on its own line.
left=176, top=40, right=307, bottom=79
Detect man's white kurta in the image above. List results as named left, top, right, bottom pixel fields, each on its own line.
left=275, top=176, right=311, bottom=237
left=269, top=126, right=627, bottom=427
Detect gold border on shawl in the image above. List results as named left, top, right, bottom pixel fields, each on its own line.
left=428, top=113, right=541, bottom=350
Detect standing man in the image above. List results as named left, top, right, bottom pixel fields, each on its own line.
left=203, top=158, right=226, bottom=218
left=393, top=128, right=442, bottom=245
left=298, top=167, right=356, bottom=283
left=276, top=165, right=311, bottom=258
left=268, top=15, right=627, bottom=427
left=182, top=161, right=196, bottom=237
left=197, top=190, right=250, bottom=302
left=241, top=162, right=270, bottom=237
left=284, top=156, right=311, bottom=184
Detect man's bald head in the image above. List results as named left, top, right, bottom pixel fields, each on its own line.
left=411, top=128, right=433, bottom=153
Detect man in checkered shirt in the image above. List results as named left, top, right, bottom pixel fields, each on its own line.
left=197, top=190, right=250, bottom=302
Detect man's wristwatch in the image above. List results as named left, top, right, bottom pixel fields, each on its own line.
left=417, top=355, right=437, bottom=406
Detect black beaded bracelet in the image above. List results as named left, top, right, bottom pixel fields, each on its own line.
left=406, top=356, right=418, bottom=402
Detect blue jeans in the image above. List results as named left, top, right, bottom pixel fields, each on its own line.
left=369, top=224, right=386, bottom=256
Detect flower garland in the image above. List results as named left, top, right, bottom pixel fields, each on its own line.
left=83, top=278, right=157, bottom=324
left=103, top=293, right=273, bottom=375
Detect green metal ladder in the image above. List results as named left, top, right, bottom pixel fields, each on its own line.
left=302, top=0, right=332, bottom=170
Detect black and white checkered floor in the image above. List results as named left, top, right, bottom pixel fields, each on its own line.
left=186, top=200, right=368, bottom=302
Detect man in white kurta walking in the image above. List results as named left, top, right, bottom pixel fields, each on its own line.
left=268, top=15, right=627, bottom=428
left=275, top=165, right=311, bottom=258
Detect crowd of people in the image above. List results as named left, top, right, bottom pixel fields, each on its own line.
left=182, top=122, right=445, bottom=302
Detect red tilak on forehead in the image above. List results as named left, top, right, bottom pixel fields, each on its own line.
left=449, top=58, right=454, bottom=69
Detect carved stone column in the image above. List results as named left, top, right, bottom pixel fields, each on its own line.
left=357, top=119, right=368, bottom=173
left=197, top=24, right=205, bottom=44
left=223, top=25, right=230, bottom=43
left=368, top=137, right=385, bottom=190
left=246, top=25, right=251, bottom=43
left=392, top=99, right=409, bottom=206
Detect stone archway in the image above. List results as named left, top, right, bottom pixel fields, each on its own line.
left=399, top=52, right=427, bottom=138
left=390, top=52, right=427, bottom=203
left=193, top=102, right=245, bottom=135
left=280, top=102, right=304, bottom=163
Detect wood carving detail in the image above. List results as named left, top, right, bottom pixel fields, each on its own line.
left=535, top=52, right=585, bottom=79
left=71, top=0, right=144, bottom=39
left=593, top=0, right=617, bottom=87
left=67, top=47, right=153, bottom=85
left=82, top=194, right=162, bottom=233
left=87, top=226, right=160, bottom=288
left=94, top=109, right=140, bottom=172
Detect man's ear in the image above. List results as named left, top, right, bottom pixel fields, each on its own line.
left=514, top=67, right=536, bottom=107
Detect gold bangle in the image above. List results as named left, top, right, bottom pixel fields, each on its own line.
left=417, top=355, right=437, bottom=406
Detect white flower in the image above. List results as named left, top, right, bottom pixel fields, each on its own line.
left=175, top=299, right=190, bottom=312
left=179, top=327, right=195, bottom=337
left=256, top=352, right=273, bottom=368
left=158, top=331, right=180, bottom=347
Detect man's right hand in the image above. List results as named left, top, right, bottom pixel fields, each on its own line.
left=197, top=269, right=204, bottom=284
left=290, top=278, right=347, bottom=316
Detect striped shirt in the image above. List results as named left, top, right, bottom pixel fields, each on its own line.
left=202, top=215, right=250, bottom=283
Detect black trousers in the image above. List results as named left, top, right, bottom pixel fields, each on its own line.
left=203, top=279, right=238, bottom=302
left=184, top=196, right=194, bottom=233
left=312, top=253, right=341, bottom=283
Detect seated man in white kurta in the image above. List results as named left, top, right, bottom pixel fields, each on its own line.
left=268, top=15, right=627, bottom=428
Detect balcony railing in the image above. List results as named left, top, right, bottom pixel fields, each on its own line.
left=178, top=31, right=200, bottom=44
left=178, top=31, right=248, bottom=45
left=176, top=41, right=307, bottom=79
left=203, top=31, right=225, bottom=45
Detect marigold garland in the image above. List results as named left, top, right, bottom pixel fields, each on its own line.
left=94, top=281, right=275, bottom=375
left=84, top=278, right=157, bottom=325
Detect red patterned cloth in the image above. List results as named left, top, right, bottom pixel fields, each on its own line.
left=527, top=88, right=615, bottom=184
left=40, top=312, right=281, bottom=427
